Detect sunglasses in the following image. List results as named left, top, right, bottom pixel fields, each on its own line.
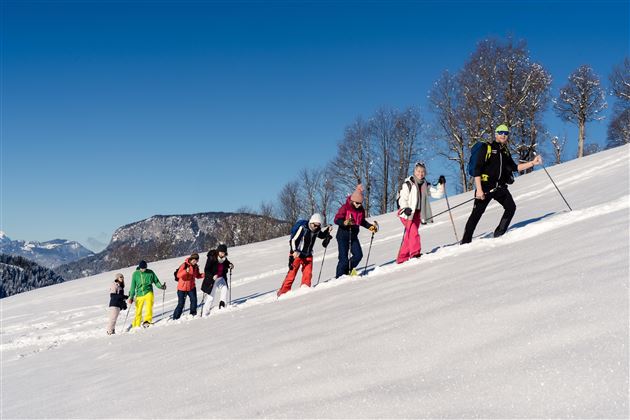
left=310, top=223, right=321, bottom=228
left=496, top=131, right=509, bottom=136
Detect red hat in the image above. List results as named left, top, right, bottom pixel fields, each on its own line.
left=350, top=184, right=364, bottom=203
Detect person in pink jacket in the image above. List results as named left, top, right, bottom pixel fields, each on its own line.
left=333, top=184, right=378, bottom=278
left=173, top=253, right=204, bottom=319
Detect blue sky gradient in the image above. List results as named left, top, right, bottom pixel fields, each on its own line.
left=2, top=0, right=628, bottom=248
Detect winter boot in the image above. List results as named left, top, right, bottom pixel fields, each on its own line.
left=142, top=321, right=151, bottom=328
left=219, top=301, right=226, bottom=309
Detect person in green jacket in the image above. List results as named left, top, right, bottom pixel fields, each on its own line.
left=127, top=260, right=166, bottom=328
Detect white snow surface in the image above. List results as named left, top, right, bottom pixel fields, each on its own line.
left=1, top=146, right=629, bottom=418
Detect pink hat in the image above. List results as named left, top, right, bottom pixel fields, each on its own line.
left=350, top=184, right=364, bottom=203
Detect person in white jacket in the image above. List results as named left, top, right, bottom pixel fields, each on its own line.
left=396, top=162, right=444, bottom=263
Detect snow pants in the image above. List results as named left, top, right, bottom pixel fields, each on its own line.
left=202, top=277, right=228, bottom=316
left=107, top=307, right=121, bottom=333
left=461, top=187, right=516, bottom=244
left=173, top=288, right=198, bottom=319
left=335, top=229, right=363, bottom=278
left=132, top=292, right=154, bottom=328
left=397, top=210, right=422, bottom=264
left=277, top=256, right=313, bottom=296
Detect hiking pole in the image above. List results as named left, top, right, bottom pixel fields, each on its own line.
left=535, top=153, right=572, bottom=211
left=199, top=293, right=206, bottom=317
left=362, top=221, right=378, bottom=276
left=315, top=246, right=328, bottom=287
left=228, top=269, right=232, bottom=307
left=161, top=286, right=166, bottom=319
left=425, top=188, right=498, bottom=222
left=442, top=180, right=459, bottom=242
left=348, top=227, right=352, bottom=275
left=122, top=306, right=130, bottom=333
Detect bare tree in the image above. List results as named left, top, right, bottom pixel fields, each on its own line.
left=607, top=57, right=630, bottom=148
left=550, top=135, right=568, bottom=164
left=317, top=165, right=337, bottom=223
left=300, top=168, right=321, bottom=217
left=428, top=70, right=470, bottom=191
left=259, top=200, right=276, bottom=218
left=278, top=181, right=301, bottom=224
left=428, top=38, right=551, bottom=191
left=554, top=65, right=607, bottom=158
left=607, top=108, right=630, bottom=148
left=330, top=117, right=374, bottom=215
left=370, top=108, right=396, bottom=214
left=392, top=107, right=424, bottom=206
left=609, top=57, right=630, bottom=102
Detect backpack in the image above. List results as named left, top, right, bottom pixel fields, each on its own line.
left=173, top=263, right=186, bottom=282
left=467, top=141, right=492, bottom=177
left=396, top=179, right=413, bottom=209
left=290, top=220, right=309, bottom=238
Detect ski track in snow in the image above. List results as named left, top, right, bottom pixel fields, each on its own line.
left=2, top=194, right=627, bottom=358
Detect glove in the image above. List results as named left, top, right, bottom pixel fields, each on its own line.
left=162, top=284, right=167, bottom=290
left=322, top=235, right=332, bottom=248
left=438, top=175, right=446, bottom=185
left=343, top=218, right=354, bottom=226
left=402, top=207, right=413, bottom=216
left=369, top=224, right=378, bottom=233
left=288, top=255, right=295, bottom=269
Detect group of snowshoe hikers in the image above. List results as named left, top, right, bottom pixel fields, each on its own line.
left=106, top=245, right=233, bottom=334
left=107, top=124, right=543, bottom=334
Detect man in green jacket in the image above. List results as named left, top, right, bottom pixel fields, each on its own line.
left=127, top=260, right=166, bottom=328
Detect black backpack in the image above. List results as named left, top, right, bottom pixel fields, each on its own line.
left=396, top=179, right=413, bottom=209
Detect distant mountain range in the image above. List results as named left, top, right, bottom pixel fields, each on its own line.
left=0, top=232, right=94, bottom=268
left=55, top=212, right=291, bottom=280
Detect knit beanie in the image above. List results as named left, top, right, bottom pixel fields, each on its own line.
left=350, top=184, right=364, bottom=203
left=138, top=260, right=148, bottom=269
left=189, top=253, right=199, bottom=261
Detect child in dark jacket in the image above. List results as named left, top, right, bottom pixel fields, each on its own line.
left=201, top=244, right=234, bottom=316
left=107, top=273, right=128, bottom=335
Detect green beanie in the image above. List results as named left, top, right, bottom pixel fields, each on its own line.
left=495, top=124, right=509, bottom=133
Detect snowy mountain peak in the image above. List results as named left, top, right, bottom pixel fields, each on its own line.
left=0, top=236, right=93, bottom=268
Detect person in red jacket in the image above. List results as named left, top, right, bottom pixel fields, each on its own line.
left=173, top=253, right=204, bottom=319
left=334, top=184, right=378, bottom=278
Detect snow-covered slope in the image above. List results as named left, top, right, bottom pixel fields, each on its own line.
left=1, top=146, right=628, bottom=418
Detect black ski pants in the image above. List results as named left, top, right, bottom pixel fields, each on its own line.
left=461, top=187, right=516, bottom=244
left=335, top=228, right=363, bottom=278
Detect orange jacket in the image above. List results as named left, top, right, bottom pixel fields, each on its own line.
left=176, top=258, right=204, bottom=291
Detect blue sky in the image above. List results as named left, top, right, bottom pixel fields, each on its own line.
left=2, top=0, right=628, bottom=248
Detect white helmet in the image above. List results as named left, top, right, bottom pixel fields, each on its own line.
left=309, top=213, right=324, bottom=228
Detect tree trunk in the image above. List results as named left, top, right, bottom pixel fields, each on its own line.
left=578, top=118, right=585, bottom=158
